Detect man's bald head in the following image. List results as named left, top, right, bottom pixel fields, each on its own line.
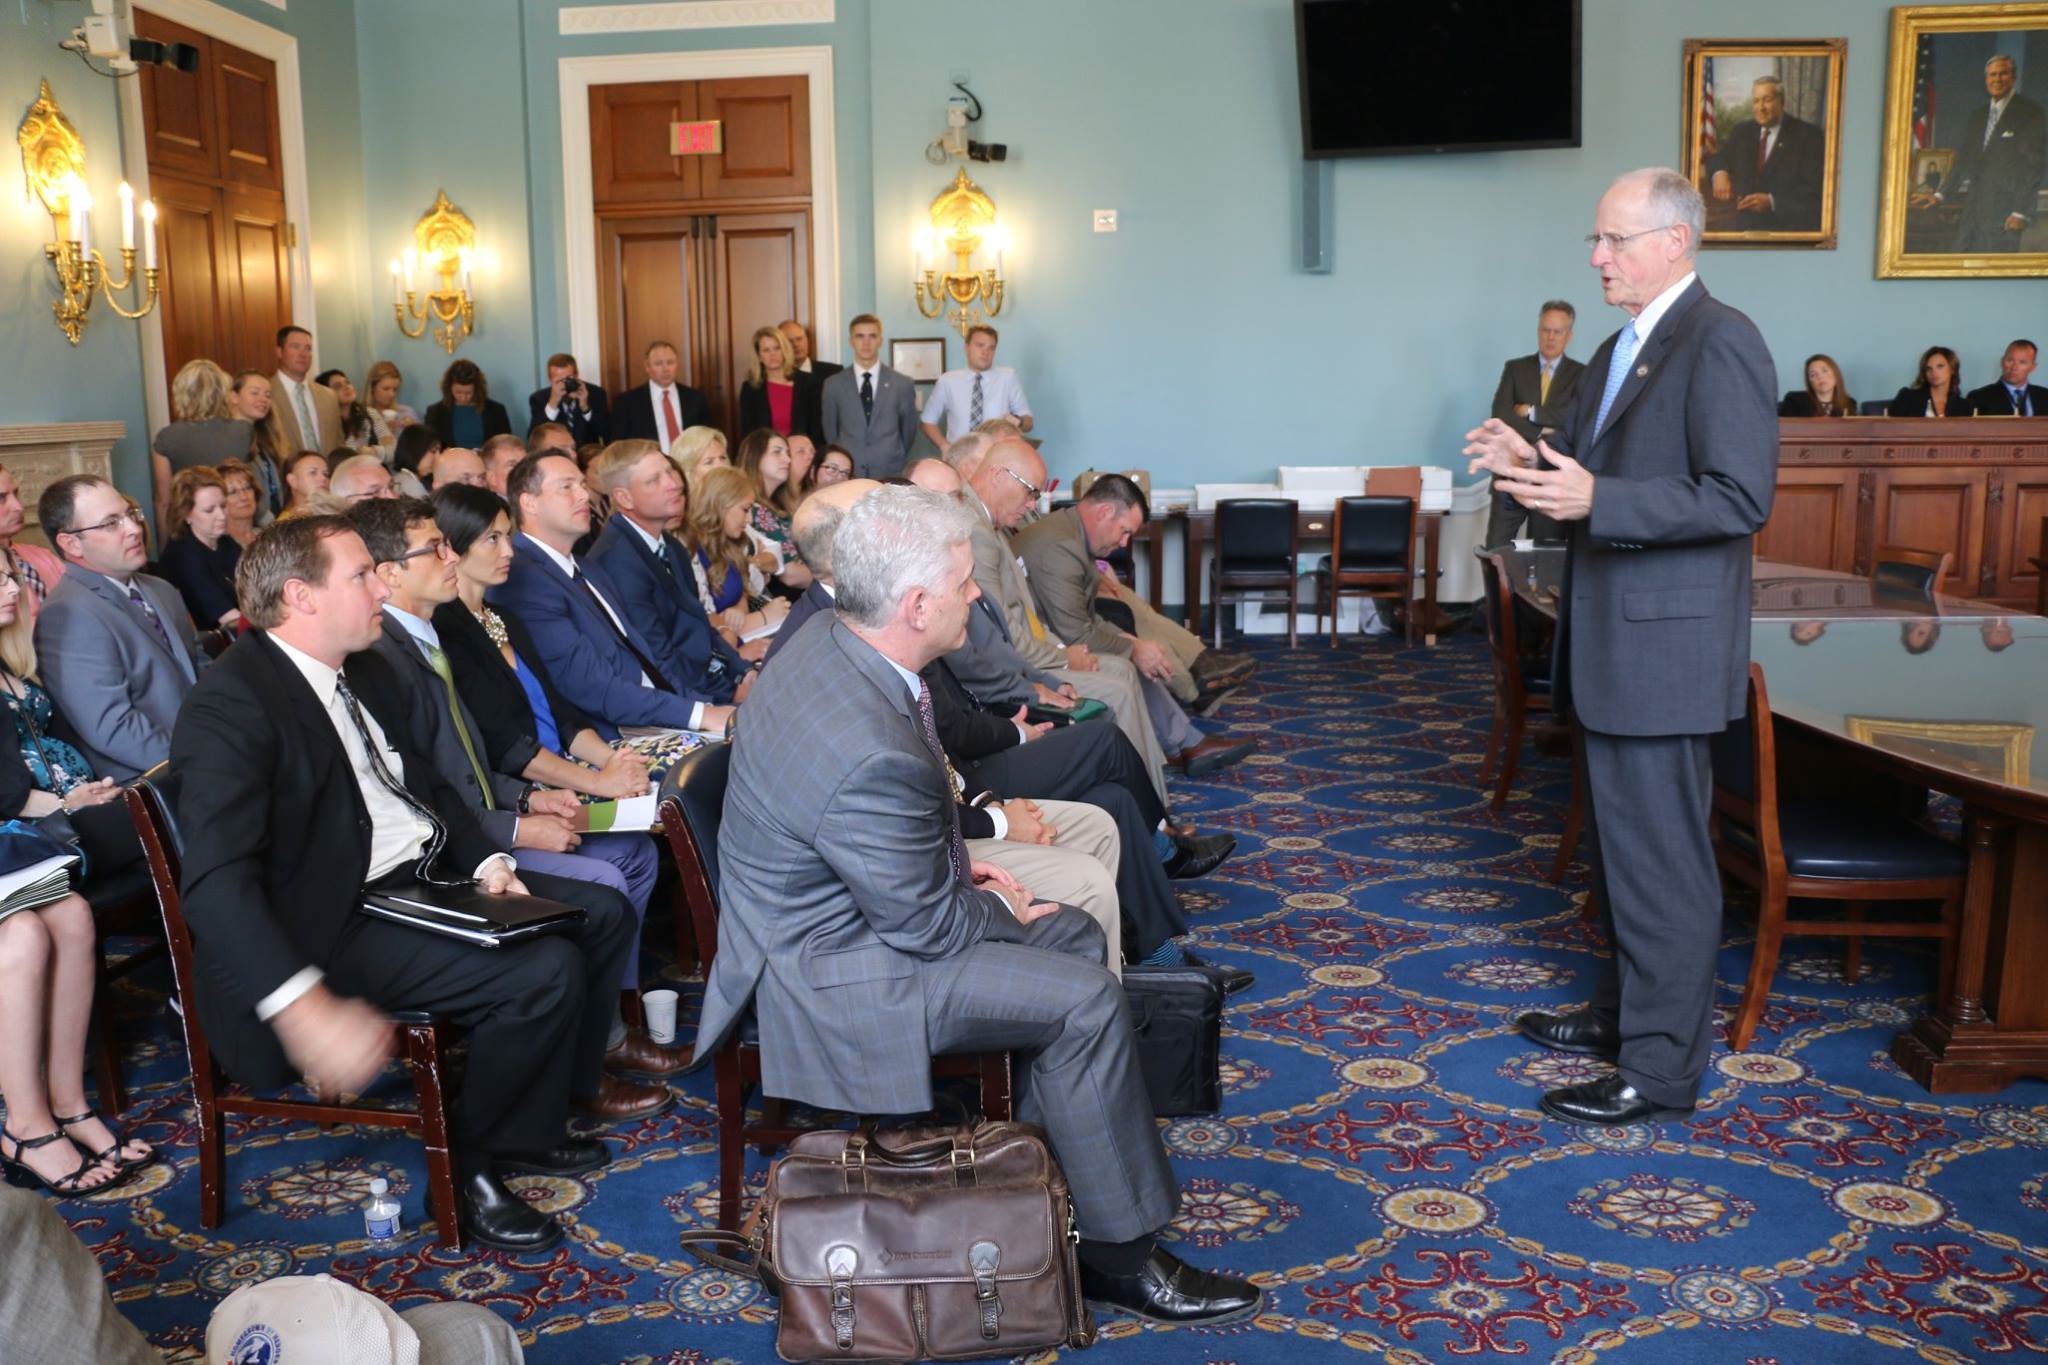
left=431, top=447, right=485, bottom=489
left=791, top=477, right=881, bottom=579
left=906, top=458, right=962, bottom=497
left=969, top=437, right=1046, bottom=530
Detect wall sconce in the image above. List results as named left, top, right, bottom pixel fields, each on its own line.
left=391, top=190, right=477, bottom=353
left=16, top=79, right=160, bottom=346
left=913, top=168, right=1006, bottom=340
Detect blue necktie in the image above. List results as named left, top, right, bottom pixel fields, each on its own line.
left=2013, top=386, right=2030, bottom=417
left=1592, top=320, right=1640, bottom=438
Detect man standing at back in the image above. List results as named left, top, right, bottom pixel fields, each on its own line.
left=1465, top=167, right=1778, bottom=1126
left=920, top=324, right=1033, bottom=453
left=1484, top=301, right=1584, bottom=546
left=821, top=314, right=920, bottom=477
left=271, top=326, right=342, bottom=458
left=611, top=341, right=710, bottom=457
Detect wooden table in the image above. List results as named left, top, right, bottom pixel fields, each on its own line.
left=1503, top=550, right=2048, bottom=1094
left=1146, top=506, right=1444, bottom=643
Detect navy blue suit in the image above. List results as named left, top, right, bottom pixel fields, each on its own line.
left=487, top=532, right=712, bottom=738
left=584, top=513, right=743, bottom=700
left=763, top=580, right=834, bottom=665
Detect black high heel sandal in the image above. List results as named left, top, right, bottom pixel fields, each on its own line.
left=54, top=1108, right=156, bottom=1172
left=0, top=1126, right=122, bottom=1196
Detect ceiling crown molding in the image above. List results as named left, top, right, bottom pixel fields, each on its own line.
left=558, top=0, right=834, bottom=35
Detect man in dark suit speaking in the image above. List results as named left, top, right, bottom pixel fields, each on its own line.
left=1465, top=168, right=1779, bottom=1126
left=1706, top=75, right=1825, bottom=232
left=1913, top=54, right=2047, bottom=253
left=692, top=484, right=1259, bottom=1327
left=1485, top=301, right=1585, bottom=545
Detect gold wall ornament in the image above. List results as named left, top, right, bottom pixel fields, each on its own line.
left=17, top=79, right=160, bottom=346
left=913, top=168, right=1006, bottom=340
left=391, top=190, right=478, bottom=353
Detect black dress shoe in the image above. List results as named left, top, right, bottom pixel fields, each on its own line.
left=457, top=1170, right=562, bottom=1253
left=1518, top=1009, right=1620, bottom=1061
left=1181, top=950, right=1255, bottom=998
left=1539, top=1075, right=1695, bottom=1126
left=495, top=1137, right=610, bottom=1177
left=1081, top=1247, right=1260, bottom=1327
left=1164, top=831, right=1236, bottom=880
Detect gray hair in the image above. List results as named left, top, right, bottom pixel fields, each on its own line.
left=833, top=485, right=976, bottom=630
left=1751, top=74, right=1783, bottom=94
left=328, top=454, right=388, bottom=497
left=1987, top=53, right=2016, bottom=73
left=941, top=430, right=991, bottom=475
left=1618, top=166, right=1704, bottom=260
left=1539, top=299, right=1576, bottom=321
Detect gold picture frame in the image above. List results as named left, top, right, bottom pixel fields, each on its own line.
left=1681, top=38, right=1847, bottom=249
left=1878, top=3, right=2048, bottom=277
left=1843, top=716, right=2035, bottom=786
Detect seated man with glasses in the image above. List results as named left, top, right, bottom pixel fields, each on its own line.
left=33, top=475, right=210, bottom=780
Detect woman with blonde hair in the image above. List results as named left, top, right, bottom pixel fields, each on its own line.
left=228, top=369, right=287, bottom=521
left=215, top=458, right=263, bottom=548
left=157, top=467, right=243, bottom=632
left=736, top=323, right=820, bottom=442
left=672, top=425, right=730, bottom=493
left=152, top=358, right=251, bottom=524
left=679, top=466, right=786, bottom=646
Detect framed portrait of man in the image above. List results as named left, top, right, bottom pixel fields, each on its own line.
left=1879, top=3, right=2048, bottom=278
left=1682, top=39, right=1847, bottom=249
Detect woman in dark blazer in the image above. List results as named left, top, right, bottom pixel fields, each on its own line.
left=734, top=324, right=821, bottom=443
left=1779, top=354, right=1856, bottom=417
left=156, top=467, right=243, bottom=632
left=421, top=358, right=514, bottom=449
left=1886, top=346, right=1976, bottom=418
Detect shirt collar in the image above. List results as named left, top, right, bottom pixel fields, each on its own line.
left=525, top=534, right=580, bottom=579
left=269, top=631, right=340, bottom=708
left=853, top=362, right=880, bottom=381
left=1628, top=271, right=1697, bottom=347
left=622, top=515, right=666, bottom=555
left=819, top=579, right=836, bottom=598
left=878, top=650, right=923, bottom=705
left=382, top=603, right=441, bottom=653
left=1991, top=91, right=2013, bottom=117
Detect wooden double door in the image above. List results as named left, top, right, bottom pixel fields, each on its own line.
left=590, top=76, right=814, bottom=436
left=134, top=8, right=292, bottom=385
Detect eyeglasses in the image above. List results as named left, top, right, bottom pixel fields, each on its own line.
left=63, top=510, right=145, bottom=537
left=1584, top=224, right=1679, bottom=253
left=1000, top=466, right=1042, bottom=501
left=393, top=536, right=453, bottom=564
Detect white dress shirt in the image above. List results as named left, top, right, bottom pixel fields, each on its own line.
left=922, top=366, right=1031, bottom=440
left=1626, top=271, right=1698, bottom=349
left=648, top=383, right=684, bottom=454
left=529, top=533, right=705, bottom=729
left=253, top=633, right=514, bottom=1021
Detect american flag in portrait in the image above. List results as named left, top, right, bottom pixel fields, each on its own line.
left=1912, top=36, right=1936, bottom=148
left=1699, top=56, right=1718, bottom=161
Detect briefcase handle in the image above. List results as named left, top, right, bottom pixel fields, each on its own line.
left=842, top=1123, right=979, bottom=1185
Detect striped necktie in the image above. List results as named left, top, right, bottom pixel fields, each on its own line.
left=912, top=678, right=973, bottom=886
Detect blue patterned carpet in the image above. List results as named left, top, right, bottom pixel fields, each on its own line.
left=56, top=632, right=2048, bottom=1362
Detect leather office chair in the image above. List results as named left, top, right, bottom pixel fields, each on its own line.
left=1871, top=544, right=1953, bottom=598
left=1314, top=495, right=1416, bottom=646
left=1858, top=400, right=1891, bottom=416
left=656, top=743, right=1013, bottom=1232
left=1709, top=664, right=1965, bottom=1052
left=1208, top=498, right=1299, bottom=648
left=125, top=772, right=465, bottom=1247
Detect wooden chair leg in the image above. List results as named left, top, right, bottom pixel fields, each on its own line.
left=670, top=883, right=699, bottom=979
left=1287, top=588, right=1298, bottom=648
left=977, top=1052, right=1013, bottom=1122
left=714, top=1052, right=746, bottom=1233
left=1552, top=763, right=1585, bottom=883
left=1478, top=699, right=1506, bottom=783
left=1935, top=893, right=1960, bottom=1005
left=1490, top=708, right=1526, bottom=812
left=620, top=989, right=646, bottom=1031
left=1840, top=902, right=1866, bottom=984
left=404, top=1024, right=463, bottom=1250
left=754, top=1098, right=786, bottom=1155
left=1732, top=890, right=1788, bottom=1052
left=196, top=1077, right=227, bottom=1230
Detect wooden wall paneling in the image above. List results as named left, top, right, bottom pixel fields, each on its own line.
left=1873, top=466, right=1989, bottom=590
left=1753, top=465, right=1860, bottom=572
left=697, top=76, right=811, bottom=201
left=225, top=190, right=292, bottom=375
left=213, top=40, right=285, bottom=192
left=1992, top=471, right=2048, bottom=603
left=595, top=214, right=698, bottom=399
left=704, top=210, right=810, bottom=434
left=152, top=175, right=231, bottom=384
left=134, top=12, right=218, bottom=181
left=592, top=82, right=699, bottom=206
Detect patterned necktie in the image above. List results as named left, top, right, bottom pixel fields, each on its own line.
left=293, top=381, right=318, bottom=450
left=333, top=674, right=459, bottom=885
left=2013, top=386, right=2030, bottom=417
left=969, top=372, right=984, bottom=427
left=860, top=371, right=875, bottom=421
left=425, top=643, right=494, bottom=808
left=1538, top=364, right=1552, bottom=407
left=127, top=584, right=174, bottom=652
left=913, top=678, right=973, bottom=886
left=1593, top=320, right=1640, bottom=438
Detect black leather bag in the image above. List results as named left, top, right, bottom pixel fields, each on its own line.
left=1122, top=966, right=1223, bottom=1117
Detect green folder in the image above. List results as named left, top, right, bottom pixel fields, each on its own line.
left=1024, top=697, right=1109, bottom=727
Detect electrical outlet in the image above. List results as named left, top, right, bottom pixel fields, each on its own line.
left=1093, top=209, right=1118, bottom=233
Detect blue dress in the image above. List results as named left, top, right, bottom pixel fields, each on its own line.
left=2, top=678, right=95, bottom=795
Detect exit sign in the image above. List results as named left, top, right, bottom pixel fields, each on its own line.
left=670, top=120, right=724, bottom=156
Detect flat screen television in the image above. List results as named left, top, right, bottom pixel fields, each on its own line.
left=1296, top=0, right=1581, bottom=158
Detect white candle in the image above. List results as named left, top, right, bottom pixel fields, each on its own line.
left=74, top=187, right=92, bottom=256
left=117, top=182, right=134, bottom=251
left=390, top=258, right=402, bottom=303
left=459, top=248, right=472, bottom=294
left=140, top=200, right=158, bottom=269
left=402, top=247, right=417, bottom=293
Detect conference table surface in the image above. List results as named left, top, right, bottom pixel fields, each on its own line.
left=1498, top=549, right=2048, bottom=1092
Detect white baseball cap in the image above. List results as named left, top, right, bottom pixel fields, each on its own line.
left=206, top=1274, right=421, bottom=1365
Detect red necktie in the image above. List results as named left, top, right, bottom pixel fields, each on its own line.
left=662, top=388, right=680, bottom=443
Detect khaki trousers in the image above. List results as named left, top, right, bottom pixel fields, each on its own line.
left=1103, top=579, right=1204, bottom=703
left=966, top=798, right=1123, bottom=976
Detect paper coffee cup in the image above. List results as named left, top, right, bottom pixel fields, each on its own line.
left=1512, top=537, right=1535, bottom=552
left=644, top=989, right=680, bottom=1045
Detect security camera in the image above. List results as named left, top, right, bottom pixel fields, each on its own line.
left=968, top=141, right=1007, bottom=163
left=130, top=37, right=201, bottom=71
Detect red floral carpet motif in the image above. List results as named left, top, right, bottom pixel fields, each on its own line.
left=1304, top=1247, right=1638, bottom=1355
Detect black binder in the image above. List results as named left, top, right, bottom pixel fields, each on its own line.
left=360, top=880, right=585, bottom=948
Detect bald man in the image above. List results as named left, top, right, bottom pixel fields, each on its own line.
left=328, top=454, right=395, bottom=502
left=432, top=447, right=487, bottom=490
left=764, top=477, right=881, bottom=665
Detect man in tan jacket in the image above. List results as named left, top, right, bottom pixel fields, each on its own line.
left=271, top=325, right=342, bottom=455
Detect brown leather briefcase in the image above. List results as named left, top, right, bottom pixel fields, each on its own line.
left=682, top=1122, right=1097, bottom=1362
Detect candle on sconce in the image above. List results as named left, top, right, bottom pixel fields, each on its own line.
left=140, top=200, right=158, bottom=269
left=459, top=248, right=472, bottom=294
left=402, top=247, right=417, bottom=294
left=74, top=186, right=92, bottom=257
left=390, top=258, right=402, bottom=304
left=117, top=181, right=135, bottom=252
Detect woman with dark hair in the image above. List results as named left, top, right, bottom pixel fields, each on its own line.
left=1886, top=346, right=1975, bottom=417
left=734, top=427, right=811, bottom=593
left=422, top=359, right=512, bottom=449
left=281, top=449, right=331, bottom=510
left=392, top=424, right=443, bottom=485
left=215, top=458, right=263, bottom=548
left=156, top=466, right=242, bottom=631
left=1780, top=354, right=1856, bottom=417
left=316, top=368, right=393, bottom=460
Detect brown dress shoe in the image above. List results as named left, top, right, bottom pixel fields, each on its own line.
left=571, top=1074, right=673, bottom=1120
left=1170, top=734, right=1257, bottom=777
left=604, top=1028, right=692, bottom=1077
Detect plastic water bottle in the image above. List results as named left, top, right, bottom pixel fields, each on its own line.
left=364, top=1177, right=401, bottom=1247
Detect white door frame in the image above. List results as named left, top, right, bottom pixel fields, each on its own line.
left=558, top=46, right=839, bottom=382
left=119, top=0, right=317, bottom=438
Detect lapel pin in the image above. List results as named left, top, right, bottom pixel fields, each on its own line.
left=1636, top=364, right=1649, bottom=377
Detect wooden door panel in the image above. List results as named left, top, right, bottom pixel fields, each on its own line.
left=134, top=11, right=217, bottom=181
left=214, top=41, right=285, bottom=192
left=705, top=211, right=810, bottom=435
left=1873, top=469, right=1988, bottom=590
left=153, top=176, right=230, bottom=386
left=698, top=76, right=810, bottom=200
left=592, top=82, right=698, bottom=206
left=225, top=191, right=291, bottom=377
left=1757, top=467, right=1859, bottom=572
left=595, top=216, right=700, bottom=398
left=1992, top=476, right=2048, bottom=602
